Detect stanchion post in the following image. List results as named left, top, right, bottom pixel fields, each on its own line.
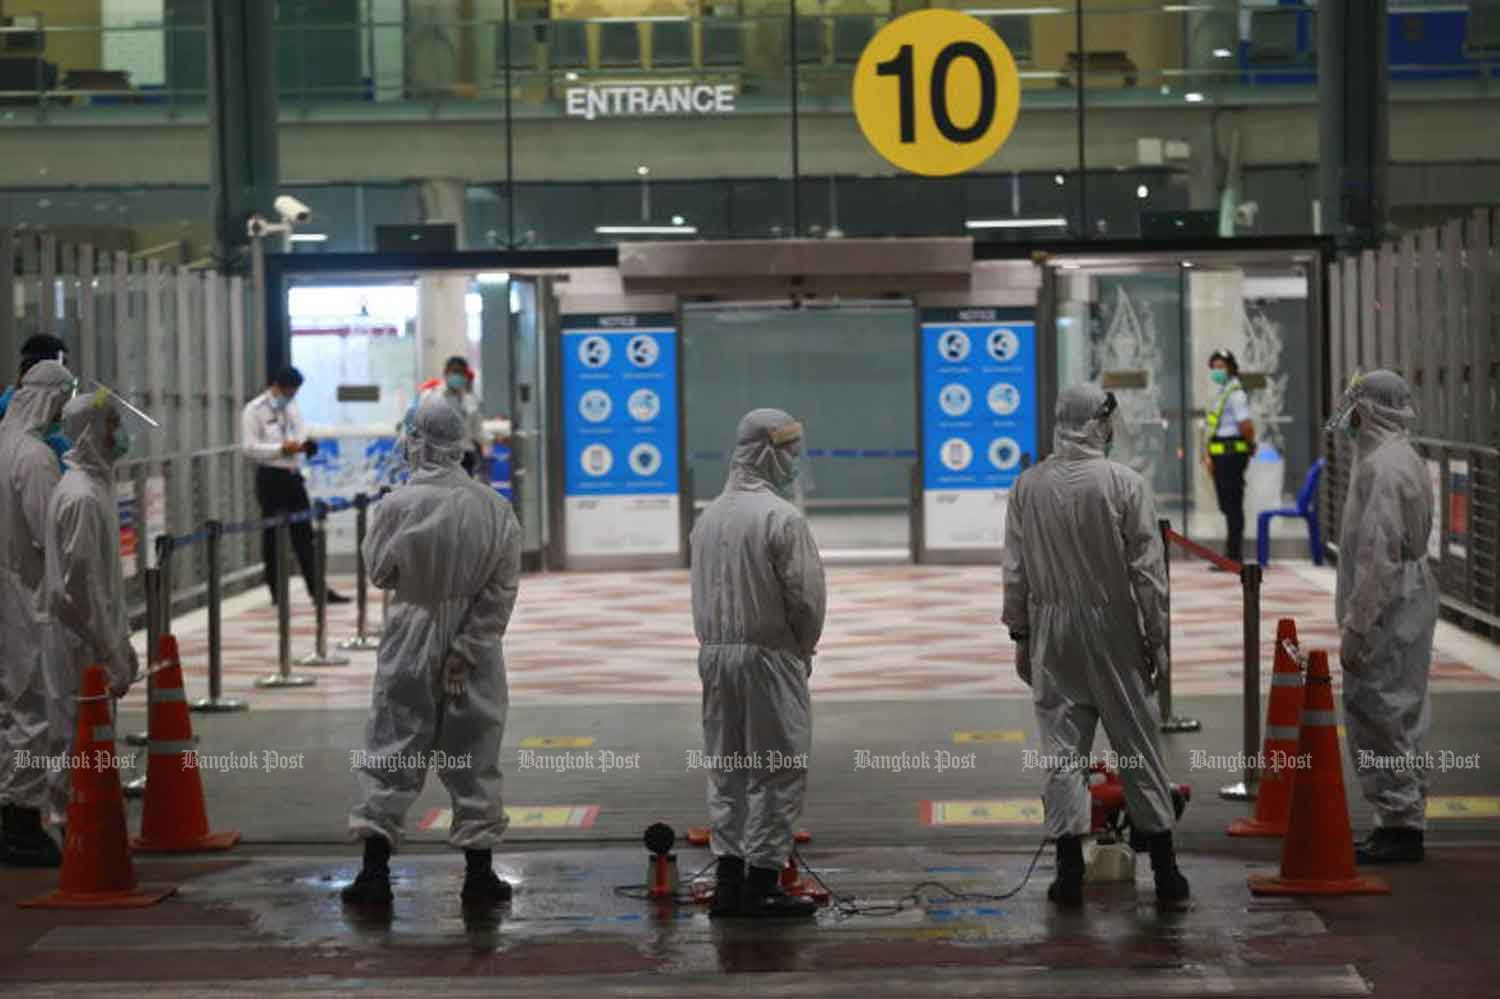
left=127, top=538, right=172, bottom=753
left=1157, top=519, right=1201, bottom=734
left=124, top=566, right=164, bottom=798
left=193, top=520, right=248, bottom=712
left=255, top=517, right=316, bottom=689
left=297, top=501, right=350, bottom=667
left=1220, top=561, right=1263, bottom=801
left=339, top=492, right=379, bottom=651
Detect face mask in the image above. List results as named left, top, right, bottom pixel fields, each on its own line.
left=111, top=428, right=131, bottom=460
left=270, top=393, right=289, bottom=411
left=1210, top=369, right=1229, bottom=386
left=446, top=372, right=468, bottom=392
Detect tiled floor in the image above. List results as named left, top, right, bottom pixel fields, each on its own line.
left=130, top=562, right=1499, bottom=711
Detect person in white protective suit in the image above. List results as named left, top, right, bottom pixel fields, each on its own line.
left=691, top=409, right=826, bottom=919
left=344, top=395, right=521, bottom=909
left=0, top=361, right=75, bottom=866
left=42, top=389, right=143, bottom=831
left=1329, top=370, right=1439, bottom=865
left=1001, top=384, right=1189, bottom=906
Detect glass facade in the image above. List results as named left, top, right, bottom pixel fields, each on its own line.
left=0, top=1, right=1496, bottom=249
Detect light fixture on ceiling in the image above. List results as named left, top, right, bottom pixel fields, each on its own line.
left=964, top=217, right=1068, bottom=230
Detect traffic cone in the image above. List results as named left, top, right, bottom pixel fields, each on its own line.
left=134, top=635, right=240, bottom=852
left=20, top=665, right=176, bottom=909
left=1248, top=650, right=1389, bottom=896
left=646, top=852, right=679, bottom=899
left=1229, top=618, right=1305, bottom=838
left=780, top=855, right=829, bottom=905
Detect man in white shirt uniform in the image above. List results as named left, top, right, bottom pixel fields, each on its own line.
left=418, top=356, right=487, bottom=478
left=239, top=367, right=347, bottom=605
left=1204, top=349, right=1256, bottom=566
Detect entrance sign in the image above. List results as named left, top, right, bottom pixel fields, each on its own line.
left=921, top=309, right=1037, bottom=553
left=561, top=314, right=681, bottom=559
left=566, top=83, right=736, bottom=120
left=853, top=10, right=1021, bottom=177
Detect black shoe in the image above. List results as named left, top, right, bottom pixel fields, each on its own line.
left=708, top=856, right=745, bottom=919
left=325, top=590, right=352, bottom=605
left=0, top=806, right=62, bottom=868
left=341, top=836, right=393, bottom=907
left=1146, top=831, right=1191, bottom=905
left=460, top=848, right=513, bottom=908
left=1356, top=826, right=1424, bottom=865
left=1047, top=834, right=1085, bottom=906
left=740, top=864, right=817, bottom=918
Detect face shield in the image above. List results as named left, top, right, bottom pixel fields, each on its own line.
left=1324, top=370, right=1366, bottom=435
left=77, top=381, right=161, bottom=459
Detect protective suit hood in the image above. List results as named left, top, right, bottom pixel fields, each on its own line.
left=1052, top=383, right=1113, bottom=458
left=2, top=360, right=73, bottom=435
left=726, top=408, right=803, bottom=493
left=407, top=395, right=467, bottom=476
left=1351, top=369, right=1417, bottom=459
left=59, top=391, right=116, bottom=476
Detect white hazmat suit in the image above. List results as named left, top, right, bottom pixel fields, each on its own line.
left=0, top=361, right=74, bottom=853
left=1002, top=384, right=1176, bottom=841
left=43, top=390, right=142, bottom=825
left=349, top=395, right=521, bottom=851
left=691, top=409, right=825, bottom=885
left=1333, top=370, right=1438, bottom=842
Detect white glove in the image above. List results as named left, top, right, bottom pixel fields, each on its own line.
left=1141, top=643, right=1166, bottom=692
left=441, top=653, right=469, bottom=703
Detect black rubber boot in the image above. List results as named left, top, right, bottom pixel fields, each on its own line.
left=1047, top=834, right=1085, bottom=906
left=341, top=836, right=393, bottom=906
left=1356, top=826, right=1424, bottom=865
left=1, top=805, right=62, bottom=868
left=708, top=856, right=745, bottom=919
left=1147, top=831, right=1190, bottom=905
left=460, top=848, right=513, bottom=907
left=740, top=864, right=817, bottom=918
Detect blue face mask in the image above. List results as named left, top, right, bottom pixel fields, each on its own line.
left=112, top=427, right=131, bottom=460
left=446, top=372, right=468, bottom=392
left=1210, top=369, right=1230, bottom=386
left=270, top=393, right=290, bottom=411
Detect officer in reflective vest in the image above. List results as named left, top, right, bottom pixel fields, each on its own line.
left=1203, top=349, right=1256, bottom=565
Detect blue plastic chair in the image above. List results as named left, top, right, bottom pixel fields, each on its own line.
left=1257, top=458, right=1325, bottom=566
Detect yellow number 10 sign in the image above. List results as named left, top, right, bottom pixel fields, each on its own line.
left=853, top=10, right=1022, bottom=177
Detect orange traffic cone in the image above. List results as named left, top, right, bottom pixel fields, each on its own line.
left=1248, top=650, right=1389, bottom=896
left=20, top=665, right=176, bottom=909
left=646, top=852, right=679, bottom=899
left=1229, top=618, right=1305, bottom=838
left=134, top=635, right=240, bottom=852
left=780, top=855, right=829, bottom=905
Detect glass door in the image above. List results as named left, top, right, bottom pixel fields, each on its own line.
left=1047, top=255, right=1319, bottom=559
left=502, top=275, right=550, bottom=570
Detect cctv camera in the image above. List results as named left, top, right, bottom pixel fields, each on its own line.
left=274, top=195, right=311, bottom=225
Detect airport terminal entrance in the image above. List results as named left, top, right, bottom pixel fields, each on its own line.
left=1043, top=248, right=1324, bottom=557
left=682, top=300, right=917, bottom=562
left=267, top=237, right=1328, bottom=573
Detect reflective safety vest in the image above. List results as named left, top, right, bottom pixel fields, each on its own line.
left=1206, top=379, right=1252, bottom=456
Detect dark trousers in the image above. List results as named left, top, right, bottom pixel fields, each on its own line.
left=1210, top=447, right=1250, bottom=564
left=255, top=466, right=318, bottom=601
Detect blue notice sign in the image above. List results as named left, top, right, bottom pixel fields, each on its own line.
left=921, top=315, right=1037, bottom=491
left=562, top=322, right=679, bottom=497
